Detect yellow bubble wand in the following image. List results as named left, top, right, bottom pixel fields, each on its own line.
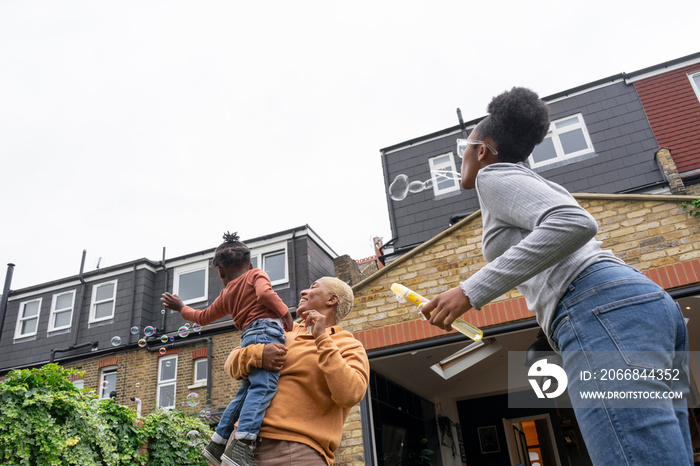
left=391, top=283, right=483, bottom=342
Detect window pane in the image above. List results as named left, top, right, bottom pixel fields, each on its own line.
left=432, top=154, right=451, bottom=165
left=179, top=269, right=206, bottom=302
left=693, top=74, right=700, bottom=88
left=96, top=283, right=114, bottom=302
left=23, top=301, right=40, bottom=318
left=21, top=318, right=38, bottom=335
left=195, top=359, right=207, bottom=382
left=435, top=170, right=456, bottom=190
left=94, top=302, right=113, bottom=320
left=559, top=129, right=588, bottom=154
left=159, top=358, right=176, bottom=381
left=101, top=371, right=117, bottom=398
left=53, top=310, right=72, bottom=328
left=159, top=385, right=175, bottom=408
left=55, top=293, right=73, bottom=310
left=73, top=380, right=84, bottom=389
left=264, top=252, right=286, bottom=282
left=555, top=116, right=579, bottom=129
left=251, top=257, right=258, bottom=269
left=532, top=138, right=557, bottom=163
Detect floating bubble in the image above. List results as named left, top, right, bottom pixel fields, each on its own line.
left=160, top=335, right=169, bottom=343
left=123, top=434, right=129, bottom=441
left=186, top=392, right=199, bottom=407
left=130, top=326, right=139, bottom=335
left=389, top=171, right=461, bottom=201
left=112, top=421, right=118, bottom=429
left=192, top=324, right=201, bottom=333
left=144, top=326, right=155, bottom=336
left=184, top=323, right=191, bottom=329
left=161, top=309, right=166, bottom=315
left=90, top=399, right=100, bottom=409
left=110, top=336, right=122, bottom=347
left=178, top=325, right=190, bottom=338
left=186, top=430, right=201, bottom=446
left=102, top=380, right=109, bottom=389
left=199, top=409, right=206, bottom=418
left=165, top=361, right=171, bottom=367
left=98, top=427, right=107, bottom=437
left=205, top=411, right=211, bottom=418
left=138, top=339, right=147, bottom=348
left=159, top=348, right=166, bottom=355
left=169, top=336, right=174, bottom=342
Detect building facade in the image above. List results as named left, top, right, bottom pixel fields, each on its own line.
left=335, top=52, right=700, bottom=465
left=0, top=225, right=337, bottom=424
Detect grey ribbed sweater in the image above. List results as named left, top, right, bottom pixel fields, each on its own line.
left=460, top=163, right=623, bottom=339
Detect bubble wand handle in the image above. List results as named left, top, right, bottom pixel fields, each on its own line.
left=390, top=283, right=483, bottom=342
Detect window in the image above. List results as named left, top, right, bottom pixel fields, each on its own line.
left=174, top=262, right=208, bottom=305
left=48, top=290, right=75, bottom=332
left=429, top=153, right=460, bottom=196
left=689, top=71, right=700, bottom=103
left=193, top=358, right=207, bottom=385
left=157, top=355, right=178, bottom=409
left=89, top=280, right=117, bottom=323
left=251, top=244, right=288, bottom=286
left=529, top=114, right=594, bottom=169
left=73, top=379, right=84, bottom=389
left=100, top=367, right=117, bottom=399
left=15, top=298, right=42, bottom=339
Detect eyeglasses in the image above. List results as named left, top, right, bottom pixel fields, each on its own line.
left=455, top=138, right=499, bottom=158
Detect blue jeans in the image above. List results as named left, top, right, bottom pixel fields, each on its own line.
left=550, top=261, right=692, bottom=466
left=215, top=319, right=285, bottom=442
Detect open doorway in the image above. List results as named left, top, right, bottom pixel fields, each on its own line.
left=503, top=414, right=561, bottom=466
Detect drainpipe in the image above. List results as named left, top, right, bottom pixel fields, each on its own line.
left=71, top=250, right=88, bottom=347
left=50, top=340, right=99, bottom=363
left=130, top=397, right=142, bottom=418
left=289, top=230, right=297, bottom=313
left=160, top=247, right=167, bottom=332
left=127, top=265, right=138, bottom=344
left=146, top=336, right=213, bottom=408
left=0, top=263, right=15, bottom=343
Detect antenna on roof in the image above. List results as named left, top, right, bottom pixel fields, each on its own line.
left=456, top=108, right=467, bottom=138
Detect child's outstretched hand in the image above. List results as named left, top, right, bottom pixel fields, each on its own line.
left=282, top=311, right=294, bottom=331
left=160, top=292, right=184, bottom=312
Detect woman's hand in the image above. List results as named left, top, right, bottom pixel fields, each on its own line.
left=304, top=310, right=328, bottom=339
left=261, top=343, right=288, bottom=372
left=421, top=286, right=472, bottom=331
left=160, top=292, right=184, bottom=312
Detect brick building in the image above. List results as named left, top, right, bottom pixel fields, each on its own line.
left=328, top=52, right=700, bottom=466
left=0, top=225, right=338, bottom=424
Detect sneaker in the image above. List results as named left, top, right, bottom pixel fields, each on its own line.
left=202, top=440, right=226, bottom=466
left=221, top=439, right=257, bottom=466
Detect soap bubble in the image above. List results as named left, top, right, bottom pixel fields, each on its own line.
left=123, top=434, right=129, bottom=441
left=112, top=421, right=118, bottom=429
left=165, top=360, right=171, bottom=367
left=138, top=339, right=147, bottom=348
left=98, top=427, right=107, bottom=437
left=159, top=348, right=166, bottom=355
left=110, top=336, right=122, bottom=347
left=130, top=326, right=139, bottom=335
left=178, top=325, right=190, bottom=338
left=160, top=335, right=168, bottom=343
left=186, top=392, right=199, bottom=407
left=144, top=326, right=155, bottom=336
left=90, top=399, right=100, bottom=409
left=205, top=411, right=211, bottom=418
left=161, top=309, right=166, bottom=315
left=389, top=171, right=461, bottom=201
left=102, top=380, right=109, bottom=389
left=199, top=409, right=206, bottom=418
left=192, top=324, right=202, bottom=332
left=186, top=430, right=201, bottom=446
left=169, top=336, right=174, bottom=342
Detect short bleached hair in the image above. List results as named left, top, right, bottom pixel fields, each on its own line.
left=320, top=277, right=354, bottom=323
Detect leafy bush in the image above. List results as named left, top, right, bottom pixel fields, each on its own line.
left=0, top=364, right=212, bottom=465
left=682, top=198, right=700, bottom=218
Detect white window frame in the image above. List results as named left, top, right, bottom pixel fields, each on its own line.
left=157, top=355, right=178, bottom=409
left=688, top=71, right=700, bottom=103
left=72, top=379, right=84, bottom=389
left=15, top=298, right=42, bottom=339
left=99, top=366, right=118, bottom=399
left=173, top=261, right=209, bottom=306
left=528, top=113, right=595, bottom=169
left=250, top=242, right=289, bottom=286
left=190, top=358, right=208, bottom=388
left=48, top=290, right=75, bottom=333
left=428, top=152, right=460, bottom=197
left=89, top=280, right=118, bottom=323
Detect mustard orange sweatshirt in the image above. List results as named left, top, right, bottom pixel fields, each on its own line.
left=225, top=322, right=370, bottom=465
left=180, top=268, right=288, bottom=330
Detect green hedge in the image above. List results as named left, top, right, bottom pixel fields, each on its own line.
left=0, top=364, right=213, bottom=465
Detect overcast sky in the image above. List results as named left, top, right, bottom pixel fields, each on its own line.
left=1, top=1, right=699, bottom=290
